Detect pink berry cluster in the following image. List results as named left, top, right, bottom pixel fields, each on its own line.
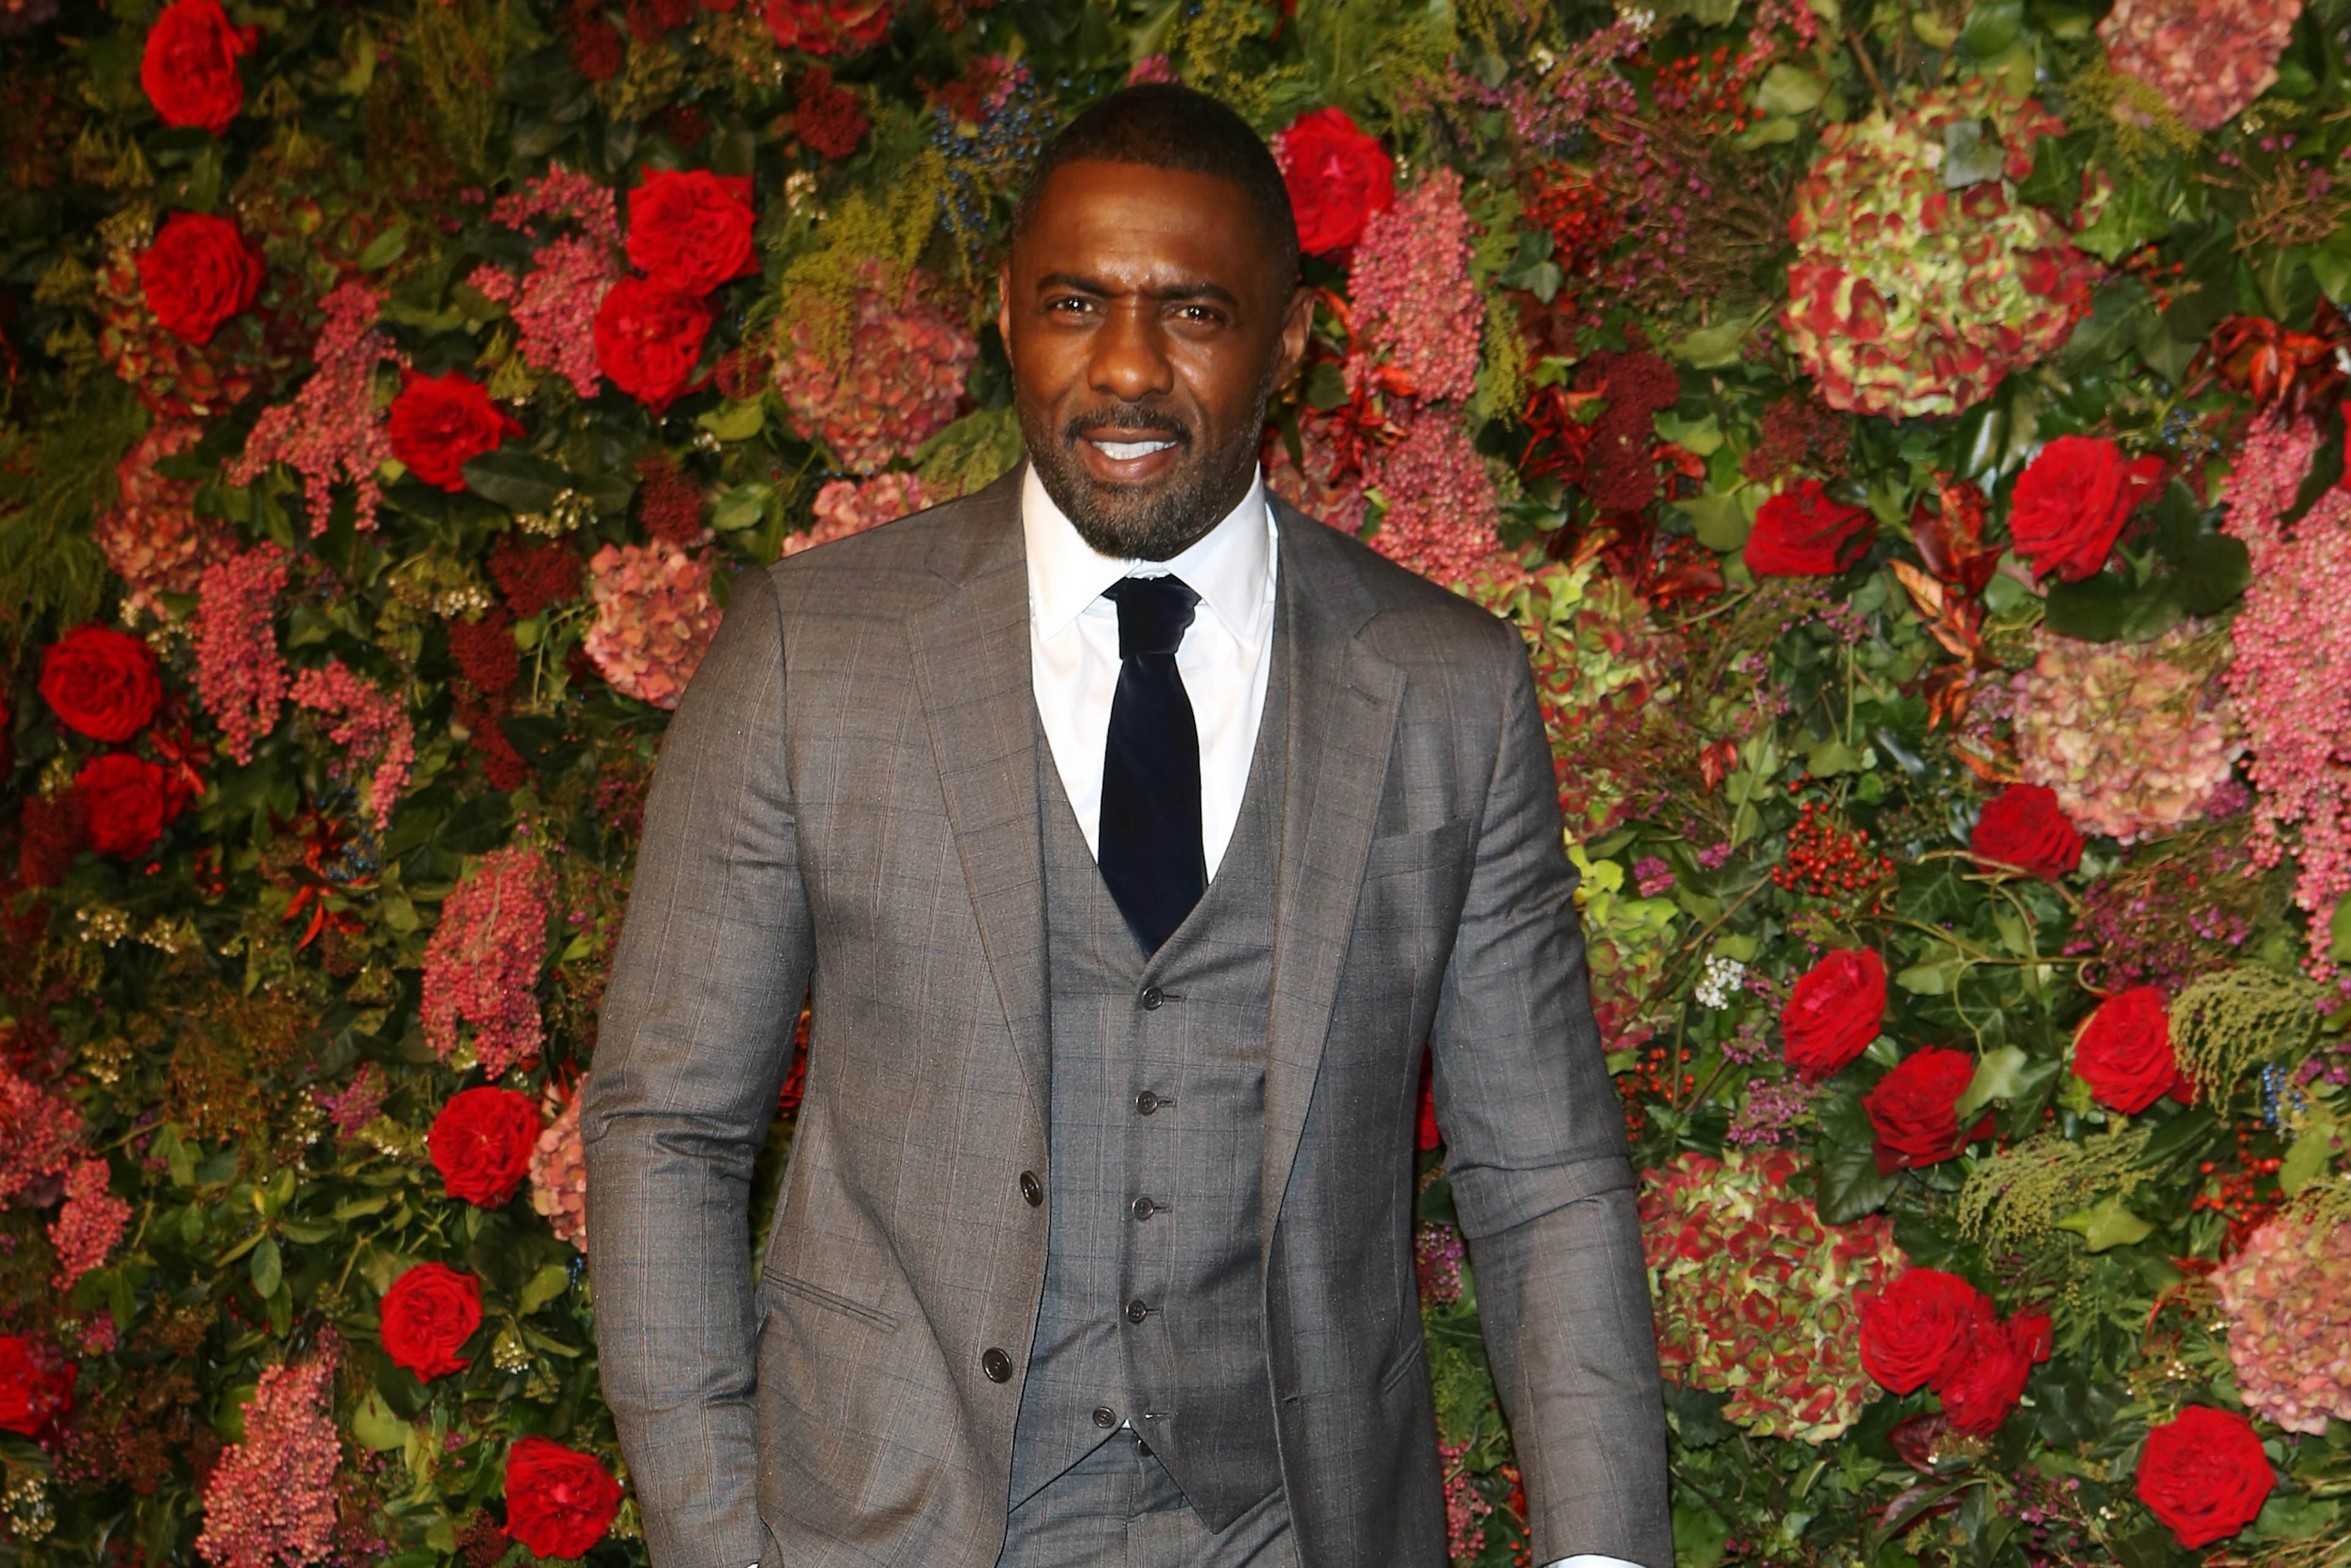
left=1367, top=407, right=1509, bottom=585
left=49, top=1157, right=130, bottom=1291
left=1348, top=165, right=1483, bottom=405
left=582, top=542, right=723, bottom=710
left=194, top=1348, right=342, bottom=1568
left=230, top=281, right=400, bottom=536
left=472, top=165, right=624, bottom=400
left=192, top=541, right=290, bottom=765
left=2220, top=413, right=2351, bottom=975
left=288, top=658, right=414, bottom=830
left=421, top=845, right=552, bottom=1078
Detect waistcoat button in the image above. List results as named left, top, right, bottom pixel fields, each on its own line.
left=1019, top=1171, right=1043, bottom=1207
left=1130, top=1196, right=1157, bottom=1221
left=1125, top=1299, right=1150, bottom=1324
left=1139, top=984, right=1164, bottom=1010
left=1134, top=1090, right=1160, bottom=1115
left=981, top=1348, right=1014, bottom=1383
left=1092, top=1406, right=1118, bottom=1429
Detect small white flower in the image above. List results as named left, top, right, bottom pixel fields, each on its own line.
left=1697, top=955, right=1748, bottom=1010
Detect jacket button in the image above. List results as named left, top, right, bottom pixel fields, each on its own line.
left=1134, top=1090, right=1161, bottom=1115
left=1019, top=1171, right=1043, bottom=1207
left=1125, top=1299, right=1151, bottom=1324
left=1130, top=1196, right=1157, bottom=1221
left=1093, top=1406, right=1118, bottom=1429
left=1139, top=985, right=1164, bottom=1010
left=981, top=1348, right=1014, bottom=1383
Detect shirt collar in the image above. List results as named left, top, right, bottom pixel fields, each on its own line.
left=1022, top=462, right=1274, bottom=642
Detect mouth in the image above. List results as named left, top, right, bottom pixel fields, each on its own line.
left=1073, top=426, right=1187, bottom=484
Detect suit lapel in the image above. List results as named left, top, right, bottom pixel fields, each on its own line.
left=1261, top=507, right=1403, bottom=1260
left=910, top=468, right=1053, bottom=1135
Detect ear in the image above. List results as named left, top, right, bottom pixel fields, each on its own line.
left=1273, top=281, right=1313, bottom=389
left=996, top=258, right=1016, bottom=367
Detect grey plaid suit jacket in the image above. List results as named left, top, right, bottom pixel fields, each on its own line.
left=582, top=466, right=1673, bottom=1568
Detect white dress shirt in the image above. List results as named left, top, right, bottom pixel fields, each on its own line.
left=1018, top=466, right=1639, bottom=1568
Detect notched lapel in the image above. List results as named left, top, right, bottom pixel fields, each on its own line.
left=909, top=471, right=1052, bottom=1134
left=1261, top=512, right=1403, bottom=1259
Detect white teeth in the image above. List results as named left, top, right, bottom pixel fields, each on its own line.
left=1090, top=439, right=1176, bottom=460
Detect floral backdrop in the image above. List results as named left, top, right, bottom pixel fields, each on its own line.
left=4, top=0, right=2351, bottom=1564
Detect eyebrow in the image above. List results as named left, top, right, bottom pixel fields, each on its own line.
left=1033, top=271, right=1242, bottom=308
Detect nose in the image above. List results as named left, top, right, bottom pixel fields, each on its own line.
left=1087, top=299, right=1175, bottom=404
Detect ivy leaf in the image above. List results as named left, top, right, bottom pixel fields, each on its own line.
left=2057, top=1196, right=2154, bottom=1251
left=353, top=1389, right=409, bottom=1452
left=1955, top=1046, right=2028, bottom=1123
left=519, top=1262, right=574, bottom=1315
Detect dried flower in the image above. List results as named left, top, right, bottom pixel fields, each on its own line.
left=94, top=418, right=222, bottom=618
left=2011, top=626, right=2244, bottom=845
left=776, top=264, right=977, bottom=473
left=529, top=1082, right=588, bottom=1252
left=2212, top=1207, right=2351, bottom=1436
left=2099, top=0, right=2302, bottom=133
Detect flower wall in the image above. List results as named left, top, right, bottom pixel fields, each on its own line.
left=4, top=1, right=2351, bottom=1566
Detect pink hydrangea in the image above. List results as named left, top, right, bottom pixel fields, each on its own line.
left=95, top=418, right=221, bottom=618
left=50, top=1157, right=130, bottom=1291
left=230, top=282, right=400, bottom=536
left=193, top=541, right=290, bottom=765
left=421, top=846, right=551, bottom=1078
left=0, top=1066, right=84, bottom=1207
left=2212, top=1207, right=2351, bottom=1435
left=1367, top=408, right=1509, bottom=585
left=476, top=168, right=624, bottom=402
left=1348, top=165, right=1482, bottom=405
left=2100, top=0, right=2302, bottom=132
left=582, top=543, right=722, bottom=710
left=2221, top=414, right=2351, bottom=975
left=529, top=1082, right=587, bottom=1251
left=289, top=659, right=414, bottom=830
left=776, top=265, right=977, bottom=473
left=787, top=471, right=929, bottom=555
left=195, top=1348, right=342, bottom=1568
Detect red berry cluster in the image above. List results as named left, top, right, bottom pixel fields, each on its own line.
left=1523, top=162, right=1620, bottom=276
left=1772, top=801, right=1895, bottom=898
left=1644, top=45, right=1762, bottom=130
left=2194, top=1134, right=2285, bottom=1254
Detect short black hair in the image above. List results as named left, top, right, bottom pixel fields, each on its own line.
left=1010, top=84, right=1300, bottom=289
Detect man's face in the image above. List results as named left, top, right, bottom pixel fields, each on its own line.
left=1000, top=160, right=1311, bottom=562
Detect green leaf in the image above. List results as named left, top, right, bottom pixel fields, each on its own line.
left=1807, top=737, right=1866, bottom=778
left=2279, top=1120, right=2336, bottom=1197
left=1960, top=0, right=2024, bottom=58
left=2041, top=573, right=2133, bottom=642
left=2057, top=1196, right=2153, bottom=1251
left=358, top=223, right=408, bottom=272
left=1941, top=118, right=2005, bottom=189
left=462, top=450, right=571, bottom=512
left=1673, top=307, right=1771, bottom=370
left=1816, top=1089, right=1900, bottom=1223
left=1676, top=490, right=1753, bottom=552
left=1955, top=1045, right=2028, bottom=1122
left=519, top=1261, right=574, bottom=1315
left=353, top=1388, right=408, bottom=1451
left=1895, top=954, right=1966, bottom=996
left=2074, top=179, right=2171, bottom=263
left=2169, top=533, right=2251, bottom=617
left=711, top=481, right=774, bottom=533
left=696, top=400, right=767, bottom=443
left=250, top=1236, right=282, bottom=1299
left=1755, top=64, right=1825, bottom=117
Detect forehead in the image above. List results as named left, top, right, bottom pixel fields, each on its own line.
left=1014, top=159, right=1273, bottom=287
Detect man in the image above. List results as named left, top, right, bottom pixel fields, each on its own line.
left=583, top=84, right=1670, bottom=1568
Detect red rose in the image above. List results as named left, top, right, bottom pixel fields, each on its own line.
left=1864, top=1047, right=1983, bottom=1174
left=389, top=370, right=524, bottom=492
left=504, top=1436, right=623, bottom=1558
left=77, top=754, right=182, bottom=861
left=1858, top=1267, right=1981, bottom=1394
left=793, top=66, right=869, bottom=160
left=2073, top=986, right=2191, bottom=1114
left=1971, top=782, right=2083, bottom=879
left=2008, top=435, right=2165, bottom=583
left=41, top=625, right=163, bottom=743
left=1780, top=948, right=1886, bottom=1083
left=1273, top=107, right=1395, bottom=258
left=2135, top=1405, right=2274, bottom=1549
left=0, top=1335, right=76, bottom=1436
left=137, top=211, right=266, bottom=345
left=141, top=0, right=258, bottom=135
left=627, top=170, right=757, bottom=296
left=380, top=1262, right=483, bottom=1380
left=428, top=1087, right=541, bottom=1207
left=1936, top=1305, right=2047, bottom=1436
left=763, top=0, right=896, bottom=54
left=593, top=276, right=716, bottom=413
left=1744, top=479, right=1875, bottom=577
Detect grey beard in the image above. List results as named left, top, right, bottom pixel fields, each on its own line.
left=1019, top=375, right=1277, bottom=563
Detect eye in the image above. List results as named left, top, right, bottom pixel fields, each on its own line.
left=1045, top=294, right=1095, bottom=315
left=1174, top=303, right=1226, bottom=325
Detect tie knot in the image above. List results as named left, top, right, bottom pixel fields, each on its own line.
left=1103, top=574, right=1200, bottom=659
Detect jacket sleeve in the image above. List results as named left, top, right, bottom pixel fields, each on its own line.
left=582, top=567, right=812, bottom=1568
left=1426, top=631, right=1673, bottom=1568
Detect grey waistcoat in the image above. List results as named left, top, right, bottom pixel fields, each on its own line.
left=1006, top=645, right=1291, bottom=1531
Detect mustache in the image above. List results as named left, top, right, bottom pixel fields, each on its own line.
left=1063, top=405, right=1193, bottom=447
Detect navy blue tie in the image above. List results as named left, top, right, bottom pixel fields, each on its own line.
left=1098, top=575, right=1207, bottom=955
